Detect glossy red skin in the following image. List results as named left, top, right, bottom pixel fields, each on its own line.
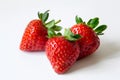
left=20, top=19, right=48, bottom=51
left=71, top=24, right=100, bottom=60
left=45, top=37, right=80, bottom=74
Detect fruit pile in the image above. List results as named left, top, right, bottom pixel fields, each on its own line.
left=20, top=10, right=107, bottom=74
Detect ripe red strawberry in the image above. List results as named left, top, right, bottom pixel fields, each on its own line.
left=45, top=29, right=80, bottom=74
left=20, top=10, right=62, bottom=51
left=20, top=19, right=47, bottom=51
left=71, top=16, right=107, bottom=60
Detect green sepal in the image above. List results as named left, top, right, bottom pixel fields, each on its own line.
left=45, top=20, right=55, bottom=29
left=47, top=29, right=62, bottom=38
left=95, top=25, right=107, bottom=35
left=37, top=10, right=62, bottom=38
left=97, top=33, right=104, bottom=35
left=87, top=17, right=99, bottom=29
left=45, top=20, right=62, bottom=31
left=71, top=34, right=80, bottom=39
left=47, top=29, right=56, bottom=38
left=46, top=20, right=62, bottom=38
left=87, top=19, right=92, bottom=25
left=74, top=16, right=107, bottom=35
left=42, top=10, right=49, bottom=23
left=64, top=28, right=81, bottom=41
left=38, top=10, right=49, bottom=23
left=38, top=12, right=43, bottom=20
left=56, top=32, right=62, bottom=36
left=52, top=25, right=62, bottom=31
left=75, top=15, right=83, bottom=24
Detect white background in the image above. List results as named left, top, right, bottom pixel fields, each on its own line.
left=0, top=0, right=120, bottom=80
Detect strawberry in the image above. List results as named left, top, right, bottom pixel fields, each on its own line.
left=20, top=10, right=62, bottom=51
left=45, top=29, right=80, bottom=74
left=71, top=16, right=107, bottom=60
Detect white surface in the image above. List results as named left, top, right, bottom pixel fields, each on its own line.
left=0, top=0, right=120, bottom=80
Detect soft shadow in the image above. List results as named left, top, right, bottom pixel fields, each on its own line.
left=67, top=40, right=120, bottom=74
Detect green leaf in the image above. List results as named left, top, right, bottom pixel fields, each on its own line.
left=97, top=33, right=104, bottom=35
left=64, top=28, right=81, bottom=41
left=45, top=20, right=55, bottom=29
left=37, top=10, right=63, bottom=38
left=38, top=12, right=43, bottom=20
left=56, top=32, right=62, bottom=36
left=75, top=15, right=83, bottom=24
left=38, top=10, right=49, bottom=23
left=47, top=29, right=56, bottom=38
left=52, top=25, right=62, bottom=31
left=87, top=19, right=92, bottom=25
left=47, top=29, right=62, bottom=38
left=95, top=25, right=107, bottom=35
left=72, top=34, right=80, bottom=39
left=88, top=17, right=99, bottom=29
left=42, top=10, right=49, bottom=23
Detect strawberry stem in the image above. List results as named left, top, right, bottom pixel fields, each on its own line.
left=55, top=20, right=61, bottom=24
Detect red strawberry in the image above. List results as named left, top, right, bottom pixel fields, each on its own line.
left=71, top=16, right=107, bottom=60
left=20, top=19, right=47, bottom=51
left=20, top=10, right=62, bottom=51
left=45, top=29, right=80, bottom=74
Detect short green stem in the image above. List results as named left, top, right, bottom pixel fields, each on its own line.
left=55, top=20, right=61, bottom=24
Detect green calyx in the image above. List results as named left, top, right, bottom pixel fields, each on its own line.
left=48, top=28, right=81, bottom=42
left=38, top=11, right=81, bottom=41
left=75, top=15, right=107, bottom=35
left=64, top=28, right=81, bottom=41
left=47, top=20, right=62, bottom=38
left=38, top=10, right=49, bottom=23
left=94, top=25, right=107, bottom=35
left=38, top=10, right=62, bottom=38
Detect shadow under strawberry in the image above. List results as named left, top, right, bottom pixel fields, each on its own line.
left=66, top=40, right=120, bottom=74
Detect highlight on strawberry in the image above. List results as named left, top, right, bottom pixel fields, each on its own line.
left=71, top=16, right=107, bottom=60
left=20, top=10, right=62, bottom=51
